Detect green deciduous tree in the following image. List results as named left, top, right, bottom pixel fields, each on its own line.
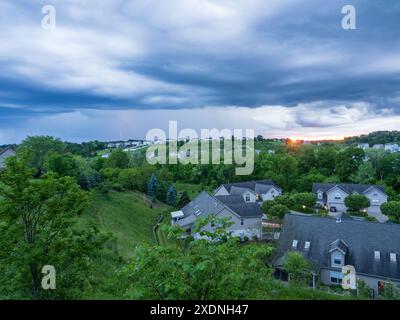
left=105, top=149, right=130, bottom=169
left=335, top=147, right=365, bottom=182
left=283, top=251, right=313, bottom=285
left=123, top=216, right=275, bottom=299
left=19, top=136, right=65, bottom=176
left=344, top=194, right=371, bottom=213
left=380, top=201, right=400, bottom=221
left=291, top=193, right=316, bottom=210
left=0, top=157, right=109, bottom=299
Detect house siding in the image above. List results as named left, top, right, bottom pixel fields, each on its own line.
left=320, top=267, right=400, bottom=296
left=201, top=207, right=262, bottom=239
left=0, top=149, right=16, bottom=168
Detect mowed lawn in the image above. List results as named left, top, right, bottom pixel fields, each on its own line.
left=80, top=190, right=170, bottom=257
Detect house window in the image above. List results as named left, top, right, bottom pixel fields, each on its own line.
left=330, top=271, right=343, bottom=284
left=318, top=192, right=323, bottom=200
left=374, top=251, right=381, bottom=260
left=334, top=193, right=341, bottom=200
left=240, top=218, right=244, bottom=226
left=390, top=253, right=397, bottom=263
left=333, top=252, right=342, bottom=266
left=245, top=194, right=250, bottom=202
left=292, top=240, right=298, bottom=248
left=304, top=241, right=310, bottom=250
left=372, top=199, right=379, bottom=204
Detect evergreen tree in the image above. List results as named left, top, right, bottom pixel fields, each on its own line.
left=147, top=174, right=158, bottom=200
left=178, top=191, right=191, bottom=207
left=165, top=185, right=177, bottom=206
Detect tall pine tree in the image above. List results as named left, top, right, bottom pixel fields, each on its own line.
left=178, top=191, right=191, bottom=207
left=165, top=185, right=177, bottom=206
left=147, top=174, right=158, bottom=200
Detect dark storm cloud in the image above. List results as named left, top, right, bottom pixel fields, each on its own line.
left=0, top=0, right=399, bottom=142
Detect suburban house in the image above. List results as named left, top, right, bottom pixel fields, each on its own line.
left=384, top=143, right=399, bottom=153
left=214, top=179, right=282, bottom=202
left=171, top=180, right=282, bottom=239
left=275, top=213, right=400, bottom=297
left=373, top=144, right=385, bottom=150
left=0, top=146, right=16, bottom=169
left=357, top=143, right=370, bottom=150
left=312, top=183, right=387, bottom=215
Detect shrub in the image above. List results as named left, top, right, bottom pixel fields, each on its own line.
left=270, top=204, right=290, bottom=219
left=381, top=201, right=400, bottom=219
left=118, top=168, right=139, bottom=190
left=112, top=182, right=124, bottom=192
left=344, top=194, right=370, bottom=212
left=291, top=193, right=316, bottom=209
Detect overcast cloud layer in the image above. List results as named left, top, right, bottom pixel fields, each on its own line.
left=0, top=0, right=399, bottom=143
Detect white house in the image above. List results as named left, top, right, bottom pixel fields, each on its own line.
left=171, top=180, right=282, bottom=240
left=384, top=143, right=399, bottom=153
left=214, top=179, right=282, bottom=202
left=0, top=146, right=16, bottom=169
left=357, top=143, right=370, bottom=150
left=312, top=183, right=388, bottom=217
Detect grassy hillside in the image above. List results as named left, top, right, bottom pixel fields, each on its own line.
left=80, top=190, right=170, bottom=257
left=175, top=182, right=213, bottom=199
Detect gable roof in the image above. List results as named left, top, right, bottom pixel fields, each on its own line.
left=215, top=195, right=263, bottom=218
left=222, top=179, right=281, bottom=193
left=0, top=146, right=16, bottom=157
left=181, top=191, right=225, bottom=218
left=328, top=239, right=348, bottom=254
left=178, top=190, right=263, bottom=227
left=312, top=183, right=386, bottom=195
left=276, top=213, right=400, bottom=280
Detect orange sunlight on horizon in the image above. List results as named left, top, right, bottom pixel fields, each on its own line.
left=288, top=134, right=348, bottom=142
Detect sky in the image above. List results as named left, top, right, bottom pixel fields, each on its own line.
left=0, top=0, right=400, bottom=143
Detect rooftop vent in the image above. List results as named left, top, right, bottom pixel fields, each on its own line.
left=390, top=253, right=397, bottom=263
left=292, top=240, right=298, bottom=248
left=374, top=251, right=381, bottom=260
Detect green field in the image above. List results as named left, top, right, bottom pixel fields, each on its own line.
left=80, top=190, right=170, bottom=257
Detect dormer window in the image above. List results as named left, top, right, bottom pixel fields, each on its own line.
left=292, top=240, right=298, bottom=248
left=245, top=194, right=250, bottom=202
left=304, top=241, right=310, bottom=250
left=374, top=251, right=381, bottom=260
left=333, top=252, right=342, bottom=266
left=390, top=253, right=397, bottom=263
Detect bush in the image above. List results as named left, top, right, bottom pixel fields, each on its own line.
left=261, top=200, right=275, bottom=214
left=381, top=201, right=400, bottom=219
left=118, top=168, right=139, bottom=190
left=291, top=193, right=316, bottom=209
left=112, top=182, right=124, bottom=192
left=347, top=211, right=367, bottom=217
left=365, top=216, right=377, bottom=222
left=344, top=194, right=370, bottom=212
left=98, top=182, right=112, bottom=194
left=270, top=204, right=290, bottom=219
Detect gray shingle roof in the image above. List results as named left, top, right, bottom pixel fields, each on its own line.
left=215, top=195, right=263, bottom=218
left=276, top=213, right=400, bottom=280
left=312, top=183, right=386, bottom=195
left=181, top=191, right=224, bottom=218
left=222, top=179, right=280, bottom=193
